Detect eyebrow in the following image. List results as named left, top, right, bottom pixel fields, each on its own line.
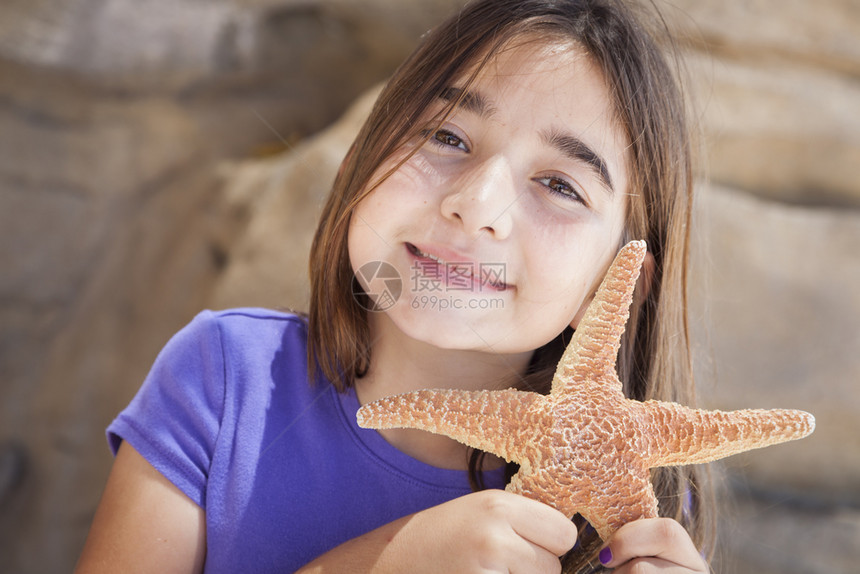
left=543, top=130, right=614, bottom=194
left=438, top=86, right=614, bottom=194
left=439, top=86, right=495, bottom=119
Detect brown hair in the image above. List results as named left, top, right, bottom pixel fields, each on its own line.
left=308, top=0, right=714, bottom=570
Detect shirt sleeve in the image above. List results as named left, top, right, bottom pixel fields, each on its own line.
left=107, top=310, right=226, bottom=508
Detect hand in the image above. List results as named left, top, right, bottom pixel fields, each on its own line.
left=597, top=518, right=707, bottom=573
left=399, top=490, right=578, bottom=574
left=299, top=489, right=578, bottom=574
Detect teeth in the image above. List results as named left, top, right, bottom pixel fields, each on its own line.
left=425, top=251, right=443, bottom=264
left=412, top=244, right=446, bottom=265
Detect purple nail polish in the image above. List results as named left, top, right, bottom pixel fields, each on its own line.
left=599, top=546, right=613, bottom=565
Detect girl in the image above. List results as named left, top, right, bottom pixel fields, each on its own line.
left=76, top=0, right=714, bottom=572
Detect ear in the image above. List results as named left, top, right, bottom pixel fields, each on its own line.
left=568, top=248, right=656, bottom=330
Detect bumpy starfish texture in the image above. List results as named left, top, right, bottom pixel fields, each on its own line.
left=357, top=240, right=815, bottom=541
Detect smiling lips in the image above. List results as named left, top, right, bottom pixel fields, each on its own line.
left=406, top=242, right=510, bottom=291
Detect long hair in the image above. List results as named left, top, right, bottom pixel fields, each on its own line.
left=307, top=0, right=714, bottom=570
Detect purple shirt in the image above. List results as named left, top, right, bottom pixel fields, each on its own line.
left=108, top=308, right=505, bottom=573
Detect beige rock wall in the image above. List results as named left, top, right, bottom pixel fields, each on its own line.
left=692, top=187, right=860, bottom=496
left=670, top=0, right=860, bottom=207
left=1, top=1, right=857, bottom=572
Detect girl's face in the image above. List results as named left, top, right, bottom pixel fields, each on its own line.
left=348, top=40, right=630, bottom=355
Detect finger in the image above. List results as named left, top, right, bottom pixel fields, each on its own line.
left=506, top=496, right=578, bottom=556
left=612, top=557, right=673, bottom=574
left=506, top=538, right=563, bottom=574
left=598, top=518, right=707, bottom=571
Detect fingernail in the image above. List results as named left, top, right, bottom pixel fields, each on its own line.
left=599, top=546, right=613, bottom=565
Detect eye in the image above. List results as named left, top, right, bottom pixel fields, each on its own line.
left=426, top=128, right=469, bottom=152
left=536, top=175, right=586, bottom=205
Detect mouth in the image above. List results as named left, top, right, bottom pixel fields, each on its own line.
left=405, top=242, right=510, bottom=291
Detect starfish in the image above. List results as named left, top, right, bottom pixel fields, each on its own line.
left=356, top=240, right=815, bottom=541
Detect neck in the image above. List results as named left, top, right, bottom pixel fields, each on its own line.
left=354, top=313, right=533, bottom=471
left=355, top=313, right=532, bottom=470
left=356, top=313, right=534, bottom=399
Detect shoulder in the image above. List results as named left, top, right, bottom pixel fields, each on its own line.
left=196, top=307, right=307, bottom=331
left=181, top=307, right=313, bottom=379
left=186, top=307, right=308, bottom=348
left=140, top=307, right=313, bottom=405
left=152, top=307, right=306, bottom=365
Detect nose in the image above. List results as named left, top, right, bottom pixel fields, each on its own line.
left=440, top=156, right=515, bottom=240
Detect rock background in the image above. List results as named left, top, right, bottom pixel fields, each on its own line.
left=0, top=1, right=857, bottom=572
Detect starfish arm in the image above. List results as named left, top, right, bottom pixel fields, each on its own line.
left=580, top=461, right=660, bottom=542
left=356, top=388, right=543, bottom=463
left=642, top=401, right=816, bottom=467
left=552, top=240, right=646, bottom=396
left=508, top=457, right=659, bottom=542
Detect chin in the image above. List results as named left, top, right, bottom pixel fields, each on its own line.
left=386, top=303, right=493, bottom=350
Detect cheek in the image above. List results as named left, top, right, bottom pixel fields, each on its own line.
left=367, top=154, right=449, bottom=211
left=347, top=163, right=439, bottom=259
left=347, top=188, right=399, bottom=271
left=518, top=221, right=621, bottom=315
left=398, top=152, right=453, bottom=195
left=522, top=227, right=590, bottom=301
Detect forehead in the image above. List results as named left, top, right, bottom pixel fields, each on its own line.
left=462, top=38, right=616, bottom=118
left=448, top=37, right=630, bottom=195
